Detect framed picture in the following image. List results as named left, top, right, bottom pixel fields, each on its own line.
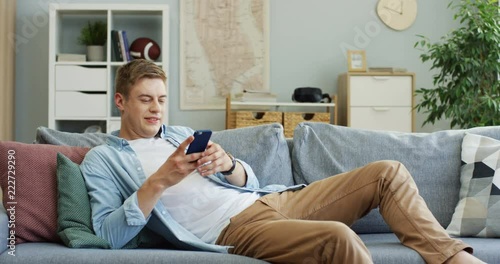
left=347, top=50, right=367, bottom=72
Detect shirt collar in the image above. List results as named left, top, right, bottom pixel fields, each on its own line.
left=107, top=124, right=167, bottom=149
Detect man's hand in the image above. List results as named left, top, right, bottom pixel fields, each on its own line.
left=196, top=142, right=247, bottom=187
left=153, top=135, right=204, bottom=187
left=194, top=141, right=232, bottom=176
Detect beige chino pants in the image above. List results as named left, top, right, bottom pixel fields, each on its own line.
left=216, top=160, right=470, bottom=264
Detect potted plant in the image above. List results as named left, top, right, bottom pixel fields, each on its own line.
left=414, top=0, right=500, bottom=129
left=78, top=21, right=107, bottom=61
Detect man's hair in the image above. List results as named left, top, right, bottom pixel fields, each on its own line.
left=115, top=59, right=167, bottom=98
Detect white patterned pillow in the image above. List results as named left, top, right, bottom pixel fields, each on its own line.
left=446, top=133, right=500, bottom=237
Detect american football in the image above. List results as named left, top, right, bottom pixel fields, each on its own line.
left=129, top=37, right=161, bottom=61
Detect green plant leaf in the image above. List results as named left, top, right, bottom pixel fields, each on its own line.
left=78, top=21, right=107, bottom=46
left=414, top=0, right=500, bottom=129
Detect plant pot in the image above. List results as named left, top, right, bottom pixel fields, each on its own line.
left=87, top=45, right=104, bottom=61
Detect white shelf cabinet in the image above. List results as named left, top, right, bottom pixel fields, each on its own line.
left=337, top=72, right=415, bottom=132
left=48, top=3, right=169, bottom=133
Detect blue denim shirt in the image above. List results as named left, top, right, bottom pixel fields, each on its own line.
left=80, top=125, right=304, bottom=252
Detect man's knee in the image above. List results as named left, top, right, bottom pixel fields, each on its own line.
left=306, top=222, right=369, bottom=263
left=367, top=160, right=410, bottom=181
left=316, top=222, right=360, bottom=245
left=369, top=160, right=402, bottom=170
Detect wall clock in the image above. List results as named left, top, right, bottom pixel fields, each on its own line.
left=376, top=0, right=417, bottom=31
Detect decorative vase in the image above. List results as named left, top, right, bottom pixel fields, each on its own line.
left=86, top=45, right=104, bottom=61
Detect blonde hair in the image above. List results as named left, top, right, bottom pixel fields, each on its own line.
left=115, top=59, right=167, bottom=98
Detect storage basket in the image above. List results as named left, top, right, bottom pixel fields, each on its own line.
left=235, top=111, right=283, bottom=128
left=283, top=112, right=330, bottom=138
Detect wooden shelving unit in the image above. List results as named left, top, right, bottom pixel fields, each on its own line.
left=226, top=96, right=337, bottom=137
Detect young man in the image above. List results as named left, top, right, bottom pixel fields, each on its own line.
left=81, top=59, right=484, bottom=264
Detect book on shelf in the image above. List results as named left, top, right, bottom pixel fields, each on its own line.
left=241, top=89, right=273, bottom=94
left=111, top=29, right=132, bottom=62
left=368, top=67, right=408, bottom=73
left=111, top=30, right=123, bottom=62
left=118, top=30, right=127, bottom=62
left=233, top=90, right=277, bottom=102
left=120, top=30, right=131, bottom=62
left=57, top=53, right=86, bottom=62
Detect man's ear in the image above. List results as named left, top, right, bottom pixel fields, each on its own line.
left=115, top=93, right=125, bottom=112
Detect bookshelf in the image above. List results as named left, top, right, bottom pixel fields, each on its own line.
left=48, top=3, right=169, bottom=133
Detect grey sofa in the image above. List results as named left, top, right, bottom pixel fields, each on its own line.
left=1, top=123, right=499, bottom=263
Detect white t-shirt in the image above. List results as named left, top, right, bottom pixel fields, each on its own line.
left=129, top=137, right=260, bottom=244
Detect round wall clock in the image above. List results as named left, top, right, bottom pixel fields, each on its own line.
left=377, top=0, right=417, bottom=31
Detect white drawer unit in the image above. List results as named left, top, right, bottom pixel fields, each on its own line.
left=337, top=72, right=415, bottom=132
left=55, top=91, right=107, bottom=117
left=55, top=65, right=107, bottom=91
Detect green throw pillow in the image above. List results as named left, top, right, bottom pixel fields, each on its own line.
left=56, top=152, right=111, bottom=248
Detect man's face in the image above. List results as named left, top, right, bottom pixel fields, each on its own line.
left=115, top=77, right=167, bottom=140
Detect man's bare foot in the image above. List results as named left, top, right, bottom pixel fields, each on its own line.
left=444, top=250, right=486, bottom=264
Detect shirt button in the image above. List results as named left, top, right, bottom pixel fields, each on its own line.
left=161, top=211, right=166, bottom=215
left=137, top=167, right=142, bottom=171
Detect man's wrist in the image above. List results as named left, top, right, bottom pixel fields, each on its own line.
left=220, top=152, right=236, bottom=176
left=145, top=172, right=172, bottom=191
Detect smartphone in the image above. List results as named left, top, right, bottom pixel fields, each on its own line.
left=186, top=130, right=212, bottom=154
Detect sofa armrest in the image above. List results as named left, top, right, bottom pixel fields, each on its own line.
left=0, top=203, right=8, bottom=255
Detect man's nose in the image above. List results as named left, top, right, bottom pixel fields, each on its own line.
left=150, top=100, right=161, bottom=112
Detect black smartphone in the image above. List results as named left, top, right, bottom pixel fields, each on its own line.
left=186, top=130, right=212, bottom=154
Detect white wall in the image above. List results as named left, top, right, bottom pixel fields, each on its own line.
left=14, top=0, right=458, bottom=142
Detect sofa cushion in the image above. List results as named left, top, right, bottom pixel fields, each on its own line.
left=56, top=153, right=111, bottom=248
left=359, top=233, right=500, bottom=264
left=0, top=141, right=89, bottom=243
left=292, top=123, right=500, bottom=233
left=446, top=133, right=500, bottom=237
left=35, top=126, right=110, bottom=147
left=212, top=123, right=294, bottom=187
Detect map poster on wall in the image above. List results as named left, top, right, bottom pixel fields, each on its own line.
left=180, top=0, right=270, bottom=110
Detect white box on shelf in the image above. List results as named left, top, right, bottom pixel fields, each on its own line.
left=55, top=91, right=107, bottom=117
left=55, top=65, right=107, bottom=91
left=57, top=53, right=86, bottom=62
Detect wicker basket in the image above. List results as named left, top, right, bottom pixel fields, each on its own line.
left=234, top=111, right=283, bottom=128
left=284, top=112, right=330, bottom=137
